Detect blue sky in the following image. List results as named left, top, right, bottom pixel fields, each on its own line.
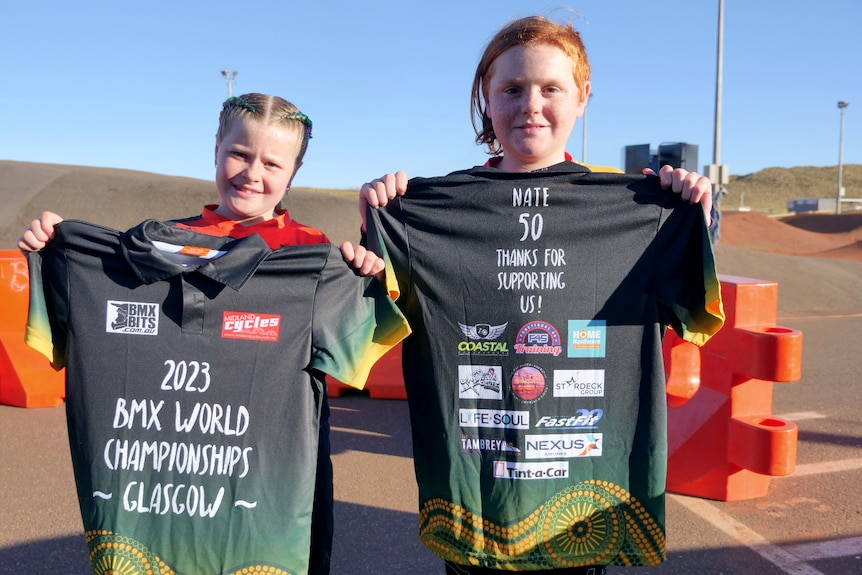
left=2, top=1, right=860, bottom=190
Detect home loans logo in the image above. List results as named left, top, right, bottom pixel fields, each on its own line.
left=106, top=301, right=159, bottom=335
left=222, top=311, right=281, bottom=342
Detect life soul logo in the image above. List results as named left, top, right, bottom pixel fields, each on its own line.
left=460, top=409, right=529, bottom=430
left=459, top=365, right=503, bottom=400
left=553, top=369, right=605, bottom=397
left=221, top=311, right=281, bottom=342
left=534, top=409, right=604, bottom=430
left=525, top=433, right=603, bottom=459
left=458, top=322, right=509, bottom=356
left=567, top=320, right=607, bottom=358
left=510, top=364, right=547, bottom=403
left=514, top=321, right=562, bottom=356
left=106, top=301, right=159, bottom=335
left=460, top=435, right=522, bottom=456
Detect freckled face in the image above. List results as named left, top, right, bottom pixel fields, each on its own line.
left=214, top=119, right=302, bottom=225
left=485, top=43, right=589, bottom=172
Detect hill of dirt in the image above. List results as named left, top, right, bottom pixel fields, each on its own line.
left=724, top=164, right=862, bottom=214
left=2, top=159, right=861, bottom=317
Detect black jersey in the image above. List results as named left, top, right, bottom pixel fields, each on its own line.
left=366, top=164, right=724, bottom=569
left=27, top=219, right=409, bottom=575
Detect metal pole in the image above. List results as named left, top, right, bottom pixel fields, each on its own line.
left=837, top=101, right=849, bottom=214
left=713, top=0, right=724, bottom=169
left=221, top=70, right=238, bottom=98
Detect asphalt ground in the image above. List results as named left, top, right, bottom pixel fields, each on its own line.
left=1, top=310, right=861, bottom=574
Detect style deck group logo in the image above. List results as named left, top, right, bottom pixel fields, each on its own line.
left=106, top=301, right=159, bottom=335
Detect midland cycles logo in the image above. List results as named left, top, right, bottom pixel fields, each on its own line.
left=458, top=322, right=509, bottom=356
left=221, top=311, right=282, bottom=342
left=106, top=301, right=159, bottom=335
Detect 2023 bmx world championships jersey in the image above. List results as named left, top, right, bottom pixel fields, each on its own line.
left=26, top=219, right=410, bottom=575
left=366, top=164, right=725, bottom=570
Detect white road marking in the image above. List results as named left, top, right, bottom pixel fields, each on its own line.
left=670, top=494, right=826, bottom=574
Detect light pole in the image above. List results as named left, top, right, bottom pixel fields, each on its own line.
left=221, top=70, right=238, bottom=97
left=836, top=101, right=849, bottom=214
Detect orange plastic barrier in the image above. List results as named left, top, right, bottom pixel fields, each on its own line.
left=0, top=250, right=65, bottom=407
left=664, top=274, right=803, bottom=501
left=327, top=342, right=407, bottom=400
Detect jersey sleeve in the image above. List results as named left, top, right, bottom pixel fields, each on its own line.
left=25, top=247, right=69, bottom=370
left=309, top=247, right=410, bottom=388
left=656, top=205, right=725, bottom=346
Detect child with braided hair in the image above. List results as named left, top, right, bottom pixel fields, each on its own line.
left=18, top=92, right=406, bottom=575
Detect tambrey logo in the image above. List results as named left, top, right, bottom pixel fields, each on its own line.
left=222, top=311, right=281, bottom=342
left=106, top=301, right=159, bottom=335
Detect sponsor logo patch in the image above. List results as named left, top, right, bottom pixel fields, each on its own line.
left=459, top=365, right=503, bottom=399
left=567, top=320, right=607, bottom=358
left=458, top=322, right=509, bottom=356
left=221, top=311, right=281, bottom=342
left=525, top=433, right=603, bottom=459
left=553, top=370, right=605, bottom=397
left=515, top=321, right=562, bottom=356
left=460, top=435, right=521, bottom=456
left=510, top=364, right=547, bottom=403
left=106, top=301, right=159, bottom=335
left=493, top=460, right=569, bottom=480
left=460, top=409, right=529, bottom=429
left=534, top=410, right=604, bottom=430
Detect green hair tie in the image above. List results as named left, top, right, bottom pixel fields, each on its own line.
left=280, top=111, right=313, bottom=139
left=223, top=96, right=257, bottom=114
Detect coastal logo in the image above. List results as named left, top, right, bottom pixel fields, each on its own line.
left=514, top=321, right=562, bottom=356
left=553, top=369, right=605, bottom=397
left=510, top=364, right=547, bottom=403
left=458, top=365, right=503, bottom=399
left=567, top=320, right=607, bottom=358
left=106, top=301, right=159, bottom=335
left=458, top=322, right=509, bottom=356
left=222, top=311, right=281, bottom=342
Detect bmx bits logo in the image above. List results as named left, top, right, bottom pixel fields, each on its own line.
left=106, top=300, right=159, bottom=335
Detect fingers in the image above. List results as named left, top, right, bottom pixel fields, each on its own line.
left=17, top=212, right=64, bottom=252
left=359, top=172, right=408, bottom=233
left=340, top=242, right=384, bottom=277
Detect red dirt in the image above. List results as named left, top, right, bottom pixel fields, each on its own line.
left=719, top=211, right=862, bottom=261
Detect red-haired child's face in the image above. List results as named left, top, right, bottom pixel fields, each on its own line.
left=485, top=43, right=589, bottom=172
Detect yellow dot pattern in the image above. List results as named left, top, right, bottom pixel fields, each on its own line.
left=418, top=480, right=666, bottom=569
left=85, top=531, right=299, bottom=575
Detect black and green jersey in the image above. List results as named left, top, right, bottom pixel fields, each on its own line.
left=27, top=219, right=409, bottom=575
left=366, top=164, right=724, bottom=569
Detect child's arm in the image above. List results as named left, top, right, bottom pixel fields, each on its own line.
left=18, top=211, right=64, bottom=252
left=340, top=241, right=385, bottom=279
